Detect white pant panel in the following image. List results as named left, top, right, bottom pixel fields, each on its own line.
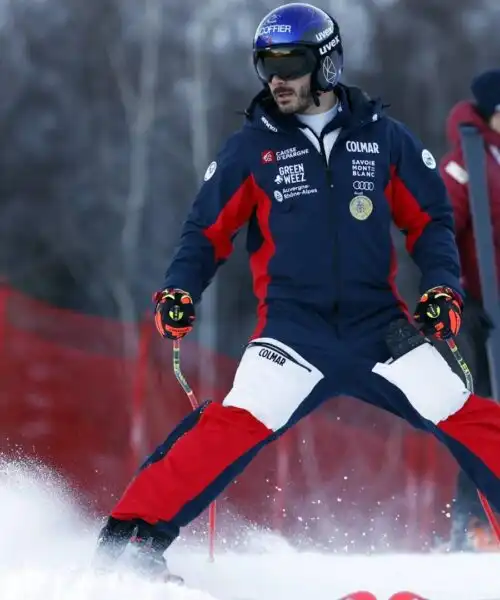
left=223, top=337, right=324, bottom=431
left=372, top=342, right=470, bottom=424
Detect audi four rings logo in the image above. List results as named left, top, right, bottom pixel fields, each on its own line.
left=353, top=181, right=374, bottom=191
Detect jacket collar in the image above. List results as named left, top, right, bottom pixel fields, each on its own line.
left=244, top=84, right=384, bottom=135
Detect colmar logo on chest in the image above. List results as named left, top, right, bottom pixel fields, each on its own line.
left=346, top=141, right=380, bottom=154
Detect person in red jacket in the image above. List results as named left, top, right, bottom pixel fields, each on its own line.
left=440, top=68, right=500, bottom=551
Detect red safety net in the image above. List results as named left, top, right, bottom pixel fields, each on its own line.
left=0, top=284, right=458, bottom=550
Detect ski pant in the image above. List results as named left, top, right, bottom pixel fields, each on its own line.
left=450, top=295, right=494, bottom=534
left=111, top=302, right=500, bottom=542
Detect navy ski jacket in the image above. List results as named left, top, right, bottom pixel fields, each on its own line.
left=164, top=85, right=462, bottom=337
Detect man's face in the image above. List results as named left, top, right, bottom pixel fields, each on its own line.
left=269, top=73, right=315, bottom=115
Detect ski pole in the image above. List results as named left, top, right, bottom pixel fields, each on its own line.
left=446, top=337, right=500, bottom=544
left=172, top=338, right=217, bottom=562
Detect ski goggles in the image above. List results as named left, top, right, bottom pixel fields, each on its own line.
left=254, top=46, right=317, bottom=82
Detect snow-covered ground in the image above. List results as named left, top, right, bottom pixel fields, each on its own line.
left=1, top=459, right=499, bottom=600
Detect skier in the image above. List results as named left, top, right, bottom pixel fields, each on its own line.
left=95, top=3, right=500, bottom=579
left=440, top=68, right=500, bottom=550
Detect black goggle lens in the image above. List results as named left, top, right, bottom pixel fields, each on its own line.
left=255, top=47, right=316, bottom=82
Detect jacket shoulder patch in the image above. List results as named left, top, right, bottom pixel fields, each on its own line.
left=422, top=149, right=436, bottom=169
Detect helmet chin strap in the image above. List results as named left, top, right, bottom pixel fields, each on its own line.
left=310, top=76, right=322, bottom=107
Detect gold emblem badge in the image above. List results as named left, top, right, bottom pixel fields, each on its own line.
left=349, top=195, right=373, bottom=220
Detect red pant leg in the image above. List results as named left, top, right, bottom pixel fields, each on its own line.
left=112, top=402, right=272, bottom=524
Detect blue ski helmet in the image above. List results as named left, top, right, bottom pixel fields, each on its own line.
left=253, top=3, right=343, bottom=92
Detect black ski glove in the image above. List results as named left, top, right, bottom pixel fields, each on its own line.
left=414, top=285, right=462, bottom=340
left=153, top=288, right=195, bottom=340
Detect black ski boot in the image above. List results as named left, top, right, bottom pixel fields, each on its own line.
left=94, top=516, right=136, bottom=572
left=128, top=530, right=184, bottom=584
left=93, top=516, right=183, bottom=584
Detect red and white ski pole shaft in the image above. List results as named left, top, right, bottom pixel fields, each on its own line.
left=446, top=337, right=500, bottom=544
left=172, top=338, right=216, bottom=561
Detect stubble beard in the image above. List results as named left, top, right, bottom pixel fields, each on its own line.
left=274, top=82, right=315, bottom=115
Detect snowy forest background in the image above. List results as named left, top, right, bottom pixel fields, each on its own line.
left=1, top=0, right=499, bottom=357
